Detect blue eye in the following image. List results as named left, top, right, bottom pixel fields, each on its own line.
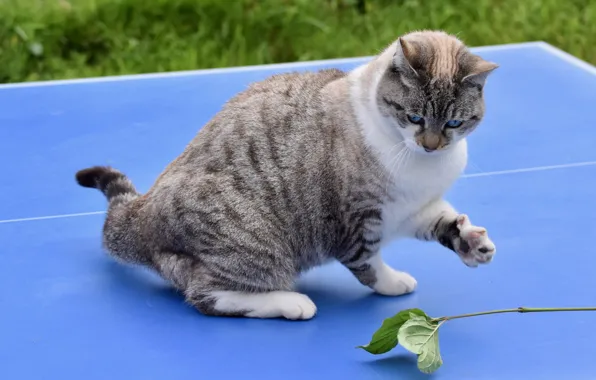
left=445, top=119, right=463, bottom=128
left=407, top=114, right=424, bottom=124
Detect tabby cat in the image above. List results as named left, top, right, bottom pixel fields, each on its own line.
left=76, top=30, right=497, bottom=320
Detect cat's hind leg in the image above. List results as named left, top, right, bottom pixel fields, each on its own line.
left=151, top=251, right=317, bottom=320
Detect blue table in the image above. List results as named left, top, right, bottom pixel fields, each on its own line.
left=1, top=41, right=595, bottom=379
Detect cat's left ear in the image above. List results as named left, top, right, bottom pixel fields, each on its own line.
left=392, top=38, right=421, bottom=77
left=462, top=60, right=499, bottom=89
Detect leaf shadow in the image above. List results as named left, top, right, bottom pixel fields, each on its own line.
left=362, top=354, right=432, bottom=379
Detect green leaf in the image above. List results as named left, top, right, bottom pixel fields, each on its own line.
left=397, top=314, right=443, bottom=374
left=358, top=308, right=427, bottom=354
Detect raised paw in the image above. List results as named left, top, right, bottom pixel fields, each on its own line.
left=372, top=265, right=418, bottom=296
left=454, top=214, right=496, bottom=267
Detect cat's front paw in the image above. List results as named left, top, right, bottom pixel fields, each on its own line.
left=373, top=267, right=418, bottom=296
left=454, top=214, right=496, bottom=267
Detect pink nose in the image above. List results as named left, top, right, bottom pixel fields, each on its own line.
left=419, top=133, right=441, bottom=151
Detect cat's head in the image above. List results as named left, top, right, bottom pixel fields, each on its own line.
left=376, top=31, right=498, bottom=154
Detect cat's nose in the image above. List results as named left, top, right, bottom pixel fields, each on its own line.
left=418, top=132, right=442, bottom=152
left=421, top=140, right=439, bottom=152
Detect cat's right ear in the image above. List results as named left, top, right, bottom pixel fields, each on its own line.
left=461, top=59, right=499, bottom=89
left=392, top=38, right=420, bottom=77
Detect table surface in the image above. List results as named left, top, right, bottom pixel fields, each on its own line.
left=1, top=41, right=596, bottom=380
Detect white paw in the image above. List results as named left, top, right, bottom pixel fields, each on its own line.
left=373, top=266, right=418, bottom=296
left=278, top=292, right=317, bottom=320
left=455, top=214, right=496, bottom=267
left=245, top=291, right=317, bottom=320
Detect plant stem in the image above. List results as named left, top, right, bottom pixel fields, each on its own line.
left=433, top=307, right=596, bottom=322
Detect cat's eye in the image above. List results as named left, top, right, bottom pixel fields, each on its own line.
left=445, top=119, right=463, bottom=128
left=407, top=114, right=424, bottom=125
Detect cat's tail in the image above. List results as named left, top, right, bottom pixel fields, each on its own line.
left=75, top=166, right=149, bottom=264
left=75, top=166, right=140, bottom=207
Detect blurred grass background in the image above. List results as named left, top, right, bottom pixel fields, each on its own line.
left=1, top=0, right=595, bottom=83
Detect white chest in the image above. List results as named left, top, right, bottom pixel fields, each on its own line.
left=378, top=142, right=467, bottom=242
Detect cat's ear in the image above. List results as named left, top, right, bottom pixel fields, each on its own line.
left=462, top=59, right=498, bottom=89
left=392, top=38, right=420, bottom=76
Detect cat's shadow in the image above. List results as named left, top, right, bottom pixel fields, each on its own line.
left=102, top=260, right=197, bottom=315
left=103, top=260, right=433, bottom=379
left=103, top=258, right=423, bottom=321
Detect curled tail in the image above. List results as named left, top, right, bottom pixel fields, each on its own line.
left=76, top=166, right=147, bottom=264
left=75, top=166, right=139, bottom=207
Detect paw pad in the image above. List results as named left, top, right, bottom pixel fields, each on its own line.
left=455, top=214, right=496, bottom=267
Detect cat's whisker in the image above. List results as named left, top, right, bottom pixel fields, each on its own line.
left=465, top=159, right=486, bottom=176
left=384, top=144, right=409, bottom=195
left=386, top=146, right=406, bottom=176
left=395, top=148, right=411, bottom=178
left=381, top=142, right=406, bottom=172
left=384, top=141, right=406, bottom=157
left=383, top=149, right=403, bottom=194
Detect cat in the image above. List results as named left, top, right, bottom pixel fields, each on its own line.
left=76, top=30, right=497, bottom=320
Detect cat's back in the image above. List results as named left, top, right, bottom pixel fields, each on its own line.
left=226, top=68, right=347, bottom=110
left=161, top=68, right=353, bottom=181
left=138, top=68, right=379, bottom=257
left=209, top=68, right=348, bottom=138
left=147, top=68, right=360, bottom=204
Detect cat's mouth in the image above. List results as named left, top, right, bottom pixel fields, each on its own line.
left=405, top=139, right=450, bottom=155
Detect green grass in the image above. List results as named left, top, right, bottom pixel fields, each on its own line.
left=1, top=0, right=595, bottom=83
